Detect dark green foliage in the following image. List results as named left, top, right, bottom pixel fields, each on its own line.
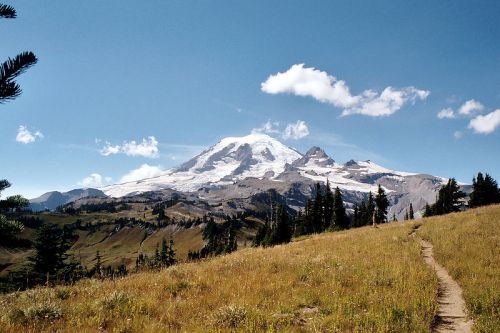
left=0, top=4, right=16, bottom=18
left=409, top=203, right=414, bottom=220
left=312, top=183, right=324, bottom=233
left=254, top=204, right=291, bottom=247
left=375, top=185, right=389, bottom=224
left=190, top=217, right=239, bottom=259
left=0, top=52, right=38, bottom=103
left=136, top=238, right=176, bottom=271
left=1, top=4, right=37, bottom=103
left=0, top=179, right=29, bottom=246
left=26, top=223, right=84, bottom=285
left=323, top=180, right=334, bottom=230
left=425, top=178, right=466, bottom=217
left=423, top=203, right=433, bottom=217
left=332, top=187, right=348, bottom=229
left=469, top=172, right=500, bottom=208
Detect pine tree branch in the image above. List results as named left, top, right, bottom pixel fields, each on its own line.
left=0, top=51, right=37, bottom=102
left=0, top=4, right=16, bottom=18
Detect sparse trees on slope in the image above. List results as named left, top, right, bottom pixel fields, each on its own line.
left=469, top=172, right=500, bottom=208
left=0, top=4, right=38, bottom=103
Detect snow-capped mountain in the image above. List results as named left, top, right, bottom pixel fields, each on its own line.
left=102, top=133, right=301, bottom=197
left=100, top=133, right=466, bottom=219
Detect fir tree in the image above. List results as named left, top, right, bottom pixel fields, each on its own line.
left=469, top=172, right=500, bottom=207
left=409, top=203, right=414, bottom=220
left=312, top=183, right=323, bottom=233
left=374, top=185, right=389, bottom=224
left=93, top=251, right=102, bottom=277
left=323, top=180, right=334, bottom=230
left=167, top=238, right=176, bottom=265
left=404, top=210, right=409, bottom=221
left=332, top=187, right=348, bottom=229
left=367, top=192, right=375, bottom=224
left=433, top=178, right=466, bottom=215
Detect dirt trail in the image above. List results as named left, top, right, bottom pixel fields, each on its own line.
left=420, top=239, right=473, bottom=333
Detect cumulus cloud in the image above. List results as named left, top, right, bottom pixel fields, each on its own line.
left=251, top=120, right=280, bottom=135
left=77, top=173, right=110, bottom=188
left=468, top=109, right=500, bottom=134
left=437, top=108, right=455, bottom=119
left=252, top=119, right=310, bottom=140
left=458, top=99, right=484, bottom=116
left=261, top=64, right=429, bottom=117
left=99, top=136, right=159, bottom=158
left=282, top=120, right=310, bottom=140
left=119, top=164, right=163, bottom=183
left=16, top=125, right=44, bottom=144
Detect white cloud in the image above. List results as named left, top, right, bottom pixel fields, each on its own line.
left=16, top=125, right=44, bottom=144
left=468, top=109, right=500, bottom=134
left=261, top=64, right=429, bottom=117
left=119, top=164, right=163, bottom=183
left=453, top=131, right=463, bottom=139
left=251, top=120, right=280, bottom=135
left=78, top=173, right=108, bottom=188
left=437, top=108, right=455, bottom=119
left=282, top=120, right=310, bottom=140
left=99, top=136, right=159, bottom=158
left=458, top=99, right=484, bottom=116
left=252, top=119, right=310, bottom=140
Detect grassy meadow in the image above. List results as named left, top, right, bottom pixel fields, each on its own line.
left=0, top=205, right=498, bottom=332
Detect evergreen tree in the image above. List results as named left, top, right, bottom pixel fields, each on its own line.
left=253, top=218, right=269, bottom=246
left=312, top=183, right=323, bottom=233
left=28, top=224, right=74, bottom=283
left=358, top=200, right=369, bottom=226
left=469, top=172, right=500, bottom=207
left=404, top=210, right=409, bottom=221
left=0, top=179, right=29, bottom=246
left=374, top=185, right=389, bottom=224
left=432, top=178, right=466, bottom=215
left=367, top=192, right=375, bottom=224
left=93, top=251, right=102, bottom=277
left=332, top=187, right=348, bottom=229
left=269, top=204, right=292, bottom=244
left=160, top=238, right=168, bottom=265
left=167, top=238, right=176, bottom=265
left=323, top=180, right=334, bottom=230
left=352, top=205, right=362, bottom=228
left=409, top=203, right=415, bottom=220
left=423, top=203, right=432, bottom=217
left=392, top=213, right=397, bottom=222
left=1, top=4, right=38, bottom=103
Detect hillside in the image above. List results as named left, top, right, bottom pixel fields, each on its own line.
left=1, top=205, right=497, bottom=332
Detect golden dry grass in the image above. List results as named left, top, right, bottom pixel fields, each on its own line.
left=417, top=204, right=500, bottom=333
left=0, top=221, right=438, bottom=332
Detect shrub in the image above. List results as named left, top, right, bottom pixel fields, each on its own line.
left=211, top=305, right=247, bottom=328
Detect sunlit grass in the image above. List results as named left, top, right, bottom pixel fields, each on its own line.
left=0, top=220, right=438, bottom=332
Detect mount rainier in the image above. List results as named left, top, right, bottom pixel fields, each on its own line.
left=95, top=133, right=465, bottom=219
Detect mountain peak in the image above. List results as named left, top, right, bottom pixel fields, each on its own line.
left=293, top=146, right=334, bottom=167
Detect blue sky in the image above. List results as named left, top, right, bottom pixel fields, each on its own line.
left=1, top=0, right=499, bottom=198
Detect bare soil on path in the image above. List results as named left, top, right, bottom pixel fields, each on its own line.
left=420, top=239, right=474, bottom=333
